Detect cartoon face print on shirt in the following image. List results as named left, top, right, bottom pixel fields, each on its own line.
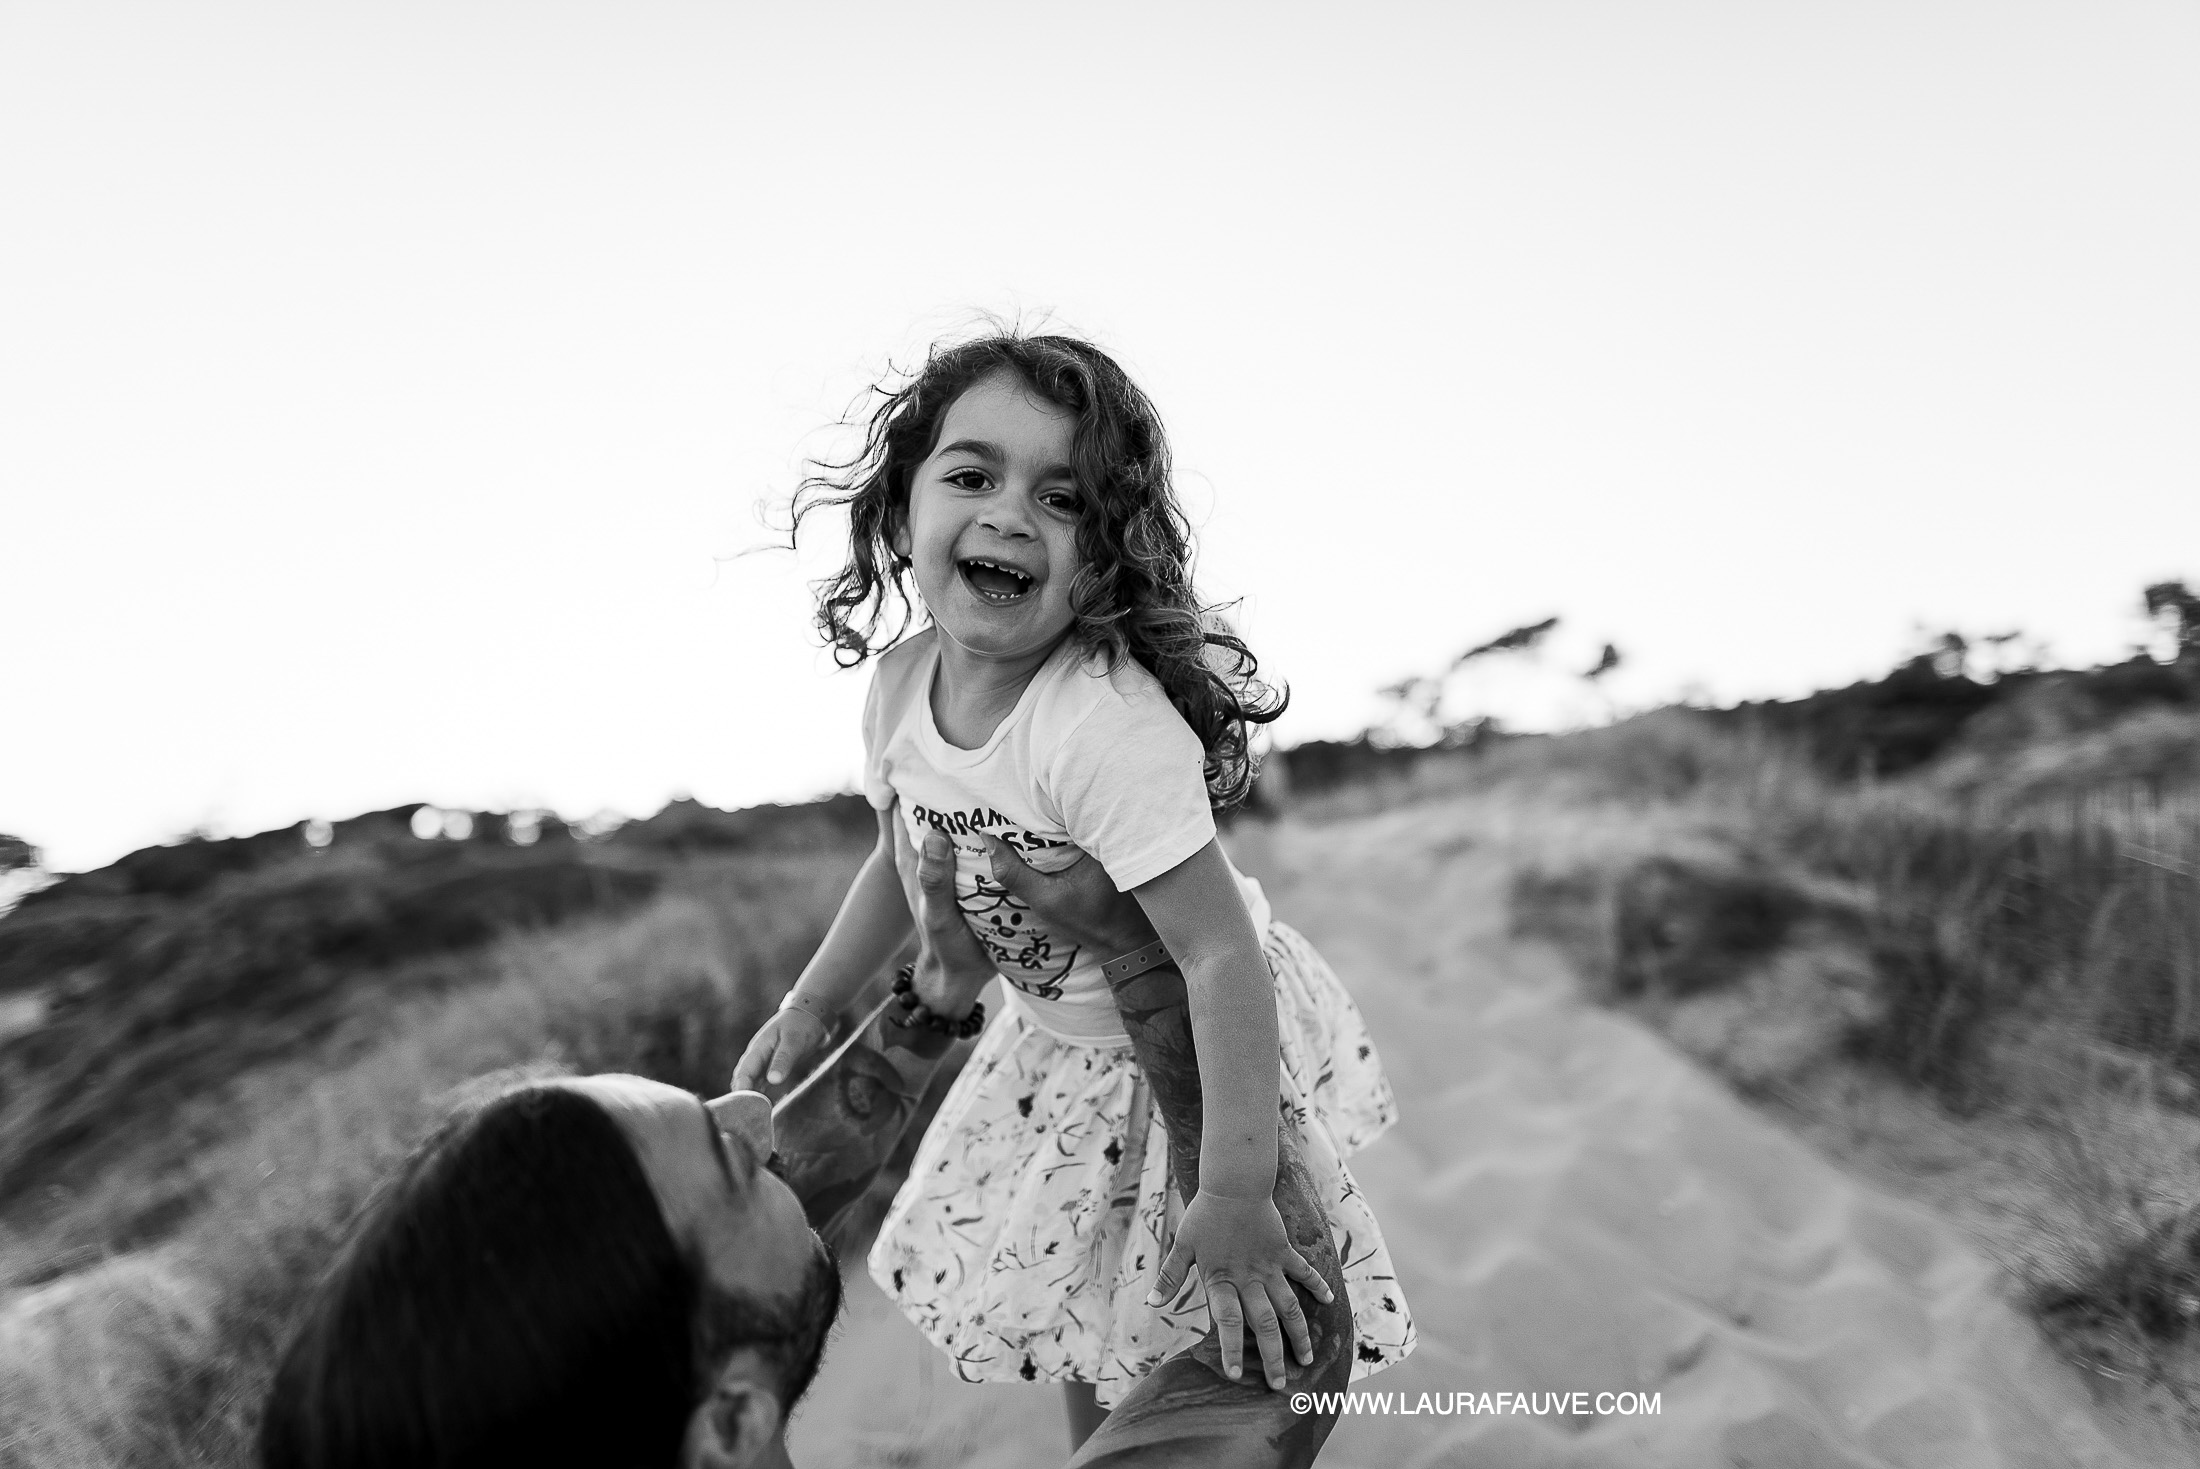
left=956, top=871, right=1076, bottom=998
left=901, top=800, right=1080, bottom=1000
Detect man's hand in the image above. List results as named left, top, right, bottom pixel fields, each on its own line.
left=973, top=833, right=1158, bottom=958
left=895, top=823, right=1162, bottom=1015
left=895, top=823, right=997, bottom=1013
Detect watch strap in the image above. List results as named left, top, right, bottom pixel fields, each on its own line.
left=1100, top=938, right=1173, bottom=986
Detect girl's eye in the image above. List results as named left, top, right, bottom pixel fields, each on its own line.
left=1041, top=491, right=1080, bottom=514
left=944, top=468, right=989, bottom=491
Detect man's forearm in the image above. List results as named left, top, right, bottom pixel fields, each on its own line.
left=1076, top=947, right=1352, bottom=1468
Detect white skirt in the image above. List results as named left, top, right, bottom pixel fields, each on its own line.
left=865, top=920, right=1417, bottom=1407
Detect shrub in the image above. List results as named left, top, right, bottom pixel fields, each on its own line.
left=1611, top=855, right=1812, bottom=998
left=0, top=851, right=665, bottom=1202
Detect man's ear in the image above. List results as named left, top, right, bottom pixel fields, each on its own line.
left=681, top=1350, right=785, bottom=1469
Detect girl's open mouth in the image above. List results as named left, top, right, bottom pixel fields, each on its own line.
left=958, top=558, right=1035, bottom=604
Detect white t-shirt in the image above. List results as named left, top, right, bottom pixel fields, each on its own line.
left=863, top=626, right=1272, bottom=1045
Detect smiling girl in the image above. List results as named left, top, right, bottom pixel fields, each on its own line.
left=731, top=331, right=1413, bottom=1442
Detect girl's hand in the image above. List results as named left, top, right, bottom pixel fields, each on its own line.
left=1145, top=1188, right=1335, bottom=1390
left=729, top=1006, right=831, bottom=1093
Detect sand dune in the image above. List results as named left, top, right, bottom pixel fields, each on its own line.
left=790, top=801, right=2179, bottom=1467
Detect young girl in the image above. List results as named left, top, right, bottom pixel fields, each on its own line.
left=731, top=332, right=1414, bottom=1436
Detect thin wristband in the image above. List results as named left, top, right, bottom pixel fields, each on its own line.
left=1100, top=938, right=1172, bottom=985
left=777, top=989, right=837, bottom=1027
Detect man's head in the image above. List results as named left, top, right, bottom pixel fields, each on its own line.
left=259, top=1076, right=841, bottom=1469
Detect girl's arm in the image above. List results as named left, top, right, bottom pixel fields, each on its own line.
left=1135, top=838, right=1333, bottom=1391
left=731, top=805, right=914, bottom=1090
left=1130, top=838, right=1280, bottom=1199
left=789, top=804, right=918, bottom=1006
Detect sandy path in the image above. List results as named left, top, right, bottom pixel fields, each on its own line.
left=790, top=801, right=2165, bottom=1467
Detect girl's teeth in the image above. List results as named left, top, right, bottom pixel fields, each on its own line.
left=961, top=561, right=1032, bottom=600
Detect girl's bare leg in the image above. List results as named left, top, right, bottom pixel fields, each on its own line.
left=1063, top=1381, right=1109, bottom=1451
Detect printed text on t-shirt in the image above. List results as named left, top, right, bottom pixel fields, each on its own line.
left=901, top=802, right=1079, bottom=999
left=906, top=802, right=1071, bottom=854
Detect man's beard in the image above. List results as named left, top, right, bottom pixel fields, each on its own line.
left=695, top=1233, right=844, bottom=1411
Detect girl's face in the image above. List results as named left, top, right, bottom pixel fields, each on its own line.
left=894, top=370, right=1084, bottom=666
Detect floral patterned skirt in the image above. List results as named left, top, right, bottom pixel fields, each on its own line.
left=865, top=920, right=1417, bottom=1407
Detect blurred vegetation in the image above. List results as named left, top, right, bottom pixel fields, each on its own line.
left=1457, top=584, right=2200, bottom=1424
left=3, top=580, right=2194, bottom=1461
left=1501, top=734, right=2200, bottom=1418
left=1278, top=581, right=2199, bottom=804
left=0, top=795, right=872, bottom=1213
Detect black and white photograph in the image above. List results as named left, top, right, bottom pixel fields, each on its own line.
left=3, top=4, right=2197, bottom=1465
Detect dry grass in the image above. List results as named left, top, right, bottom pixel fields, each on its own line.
left=1463, top=711, right=2200, bottom=1420
left=1772, top=787, right=2200, bottom=1107
left=2020, top=1086, right=2200, bottom=1410
left=0, top=851, right=860, bottom=1469
left=0, top=841, right=668, bottom=1210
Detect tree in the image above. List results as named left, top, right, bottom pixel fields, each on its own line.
left=1453, top=617, right=1560, bottom=667
left=0, top=833, right=37, bottom=873
left=2143, top=580, right=2200, bottom=662
left=1928, top=631, right=1969, bottom=680
left=0, top=834, right=46, bottom=918
left=1378, top=617, right=1564, bottom=745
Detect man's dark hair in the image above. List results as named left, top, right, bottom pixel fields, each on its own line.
left=258, top=1086, right=698, bottom=1468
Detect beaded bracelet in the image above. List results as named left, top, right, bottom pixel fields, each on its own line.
left=887, top=965, right=986, bottom=1039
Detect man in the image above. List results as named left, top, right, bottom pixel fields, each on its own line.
left=258, top=1075, right=836, bottom=1468
left=261, top=833, right=1347, bottom=1467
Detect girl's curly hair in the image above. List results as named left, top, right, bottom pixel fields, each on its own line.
left=787, top=330, right=1285, bottom=809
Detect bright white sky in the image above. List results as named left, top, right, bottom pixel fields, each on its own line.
left=4, top=1, right=2196, bottom=874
